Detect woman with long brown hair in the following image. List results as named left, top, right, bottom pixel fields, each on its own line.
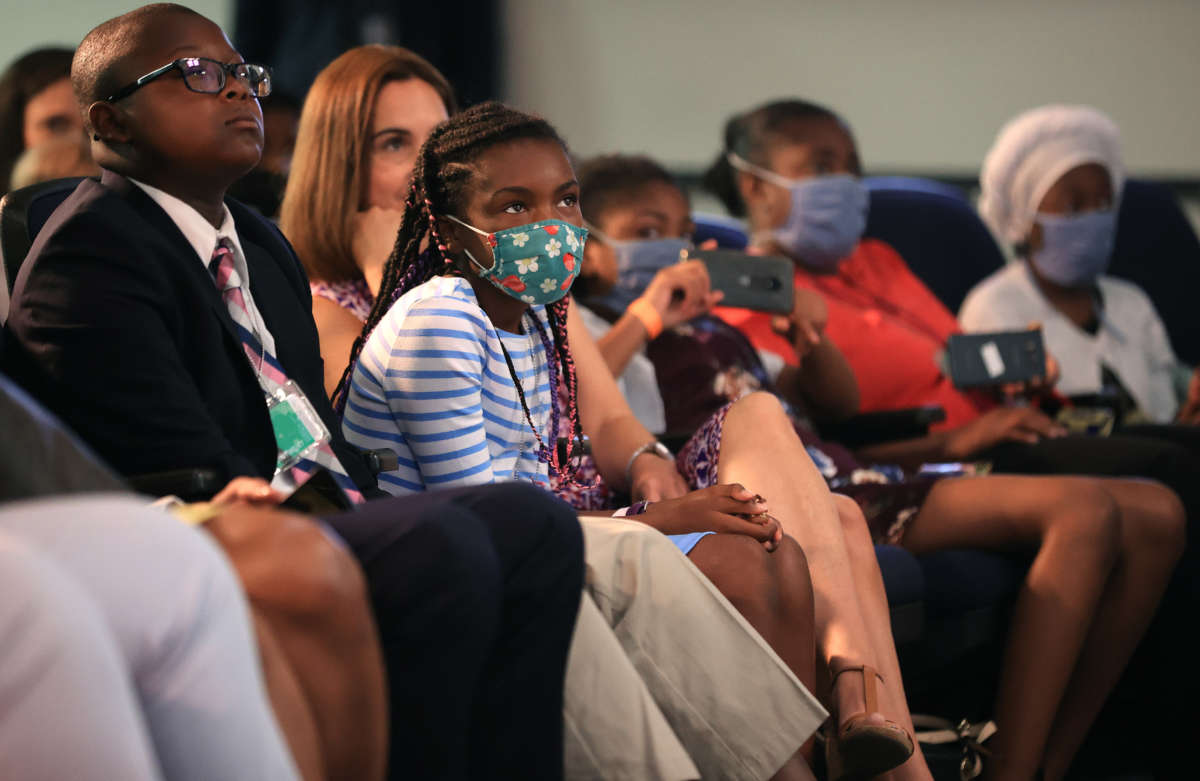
left=279, top=45, right=455, bottom=396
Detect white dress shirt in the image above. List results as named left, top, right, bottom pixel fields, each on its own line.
left=129, top=179, right=277, bottom=358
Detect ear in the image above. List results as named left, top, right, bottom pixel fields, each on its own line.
left=434, top=216, right=464, bottom=254
left=436, top=216, right=495, bottom=273
left=735, top=170, right=762, bottom=208
left=87, top=101, right=133, bottom=146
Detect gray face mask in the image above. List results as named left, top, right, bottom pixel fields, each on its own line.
left=584, top=224, right=690, bottom=313
left=728, top=153, right=868, bottom=269
left=1029, top=210, right=1116, bottom=286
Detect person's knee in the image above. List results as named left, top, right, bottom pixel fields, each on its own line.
left=1047, top=481, right=1122, bottom=565
left=455, top=481, right=583, bottom=570
left=1131, top=481, right=1187, bottom=559
left=773, top=535, right=814, bottom=615
left=206, top=507, right=367, bottom=625
left=833, top=493, right=876, bottom=560
left=729, top=390, right=791, bottom=432
left=692, top=533, right=779, bottom=618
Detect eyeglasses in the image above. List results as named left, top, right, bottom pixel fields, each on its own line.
left=106, top=57, right=272, bottom=102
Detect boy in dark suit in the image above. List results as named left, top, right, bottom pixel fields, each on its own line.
left=3, top=5, right=583, bottom=780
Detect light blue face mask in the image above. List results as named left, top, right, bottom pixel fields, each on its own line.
left=1029, top=210, right=1116, bottom=287
left=585, top=225, right=690, bottom=313
left=728, top=153, right=868, bottom=270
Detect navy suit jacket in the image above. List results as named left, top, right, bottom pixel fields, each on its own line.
left=3, top=170, right=376, bottom=492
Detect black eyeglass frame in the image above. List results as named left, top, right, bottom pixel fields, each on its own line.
left=105, top=57, right=272, bottom=102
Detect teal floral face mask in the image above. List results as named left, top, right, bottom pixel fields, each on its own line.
left=445, top=216, right=587, bottom=305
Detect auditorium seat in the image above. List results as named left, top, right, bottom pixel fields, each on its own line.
left=0, top=177, right=85, bottom=303
left=691, top=211, right=749, bottom=250
left=864, top=175, right=967, bottom=202
left=1109, top=179, right=1200, bottom=366
left=862, top=181, right=1006, bottom=315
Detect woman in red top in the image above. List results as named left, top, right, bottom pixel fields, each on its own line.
left=704, top=99, right=1191, bottom=780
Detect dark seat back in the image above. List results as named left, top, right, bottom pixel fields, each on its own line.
left=1, top=177, right=87, bottom=295
left=1109, top=179, right=1200, bottom=365
left=691, top=211, right=749, bottom=250
left=863, top=181, right=1006, bottom=315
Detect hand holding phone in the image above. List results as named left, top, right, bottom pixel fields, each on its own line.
left=771, top=288, right=829, bottom=361
left=641, top=259, right=723, bottom=330
left=946, top=329, right=1047, bottom=389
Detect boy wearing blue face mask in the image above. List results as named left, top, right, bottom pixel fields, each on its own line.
left=965, top=104, right=1199, bottom=426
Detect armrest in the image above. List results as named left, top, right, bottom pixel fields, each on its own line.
left=816, top=405, right=946, bottom=448
left=361, top=448, right=399, bottom=475
left=127, top=467, right=222, bottom=501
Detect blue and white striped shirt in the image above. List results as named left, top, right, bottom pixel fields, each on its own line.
left=342, top=276, right=553, bottom=495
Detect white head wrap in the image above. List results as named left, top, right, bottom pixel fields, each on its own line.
left=978, top=104, right=1125, bottom=246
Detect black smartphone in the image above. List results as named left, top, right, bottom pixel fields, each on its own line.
left=281, top=467, right=355, bottom=514
left=689, top=249, right=795, bottom=314
left=946, top=329, right=1047, bottom=389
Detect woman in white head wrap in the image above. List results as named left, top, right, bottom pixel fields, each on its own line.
left=962, top=104, right=1194, bottom=424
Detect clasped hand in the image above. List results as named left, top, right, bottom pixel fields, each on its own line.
left=637, top=484, right=784, bottom=552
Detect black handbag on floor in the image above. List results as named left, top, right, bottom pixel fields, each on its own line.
left=912, top=715, right=997, bottom=781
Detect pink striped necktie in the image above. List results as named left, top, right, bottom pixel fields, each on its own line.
left=210, top=238, right=364, bottom=504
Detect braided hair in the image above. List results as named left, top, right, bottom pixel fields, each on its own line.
left=333, top=101, right=587, bottom=484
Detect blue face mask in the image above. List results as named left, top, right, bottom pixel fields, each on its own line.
left=1029, top=210, right=1116, bottom=287
left=586, top=226, right=690, bottom=313
left=728, top=153, right=868, bottom=270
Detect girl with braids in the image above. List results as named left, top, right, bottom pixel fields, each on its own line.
left=340, top=100, right=926, bottom=781
left=279, top=45, right=455, bottom=396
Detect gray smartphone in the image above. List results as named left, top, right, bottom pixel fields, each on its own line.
left=945, top=329, right=1047, bottom=389
left=690, top=249, right=795, bottom=314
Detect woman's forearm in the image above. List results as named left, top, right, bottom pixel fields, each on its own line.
left=595, top=313, right=651, bottom=378
left=587, top=414, right=660, bottom=493
left=567, top=298, right=660, bottom=492
left=854, top=431, right=952, bottom=470
left=778, top=336, right=861, bottom=421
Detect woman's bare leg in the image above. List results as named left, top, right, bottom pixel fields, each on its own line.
left=1039, top=479, right=1184, bottom=779
left=688, top=532, right=818, bottom=780
left=717, top=392, right=929, bottom=779
left=831, top=494, right=933, bottom=780
left=903, top=475, right=1122, bottom=781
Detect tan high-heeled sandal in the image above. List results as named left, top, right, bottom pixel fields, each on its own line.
left=826, top=660, right=915, bottom=781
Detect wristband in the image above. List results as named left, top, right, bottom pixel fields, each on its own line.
left=627, top=297, right=663, bottom=339
left=611, top=501, right=651, bottom=518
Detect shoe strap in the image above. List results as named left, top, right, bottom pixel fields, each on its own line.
left=829, top=662, right=885, bottom=715
left=862, top=664, right=879, bottom=715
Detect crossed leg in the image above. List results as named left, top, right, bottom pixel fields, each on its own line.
left=717, top=391, right=933, bottom=780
